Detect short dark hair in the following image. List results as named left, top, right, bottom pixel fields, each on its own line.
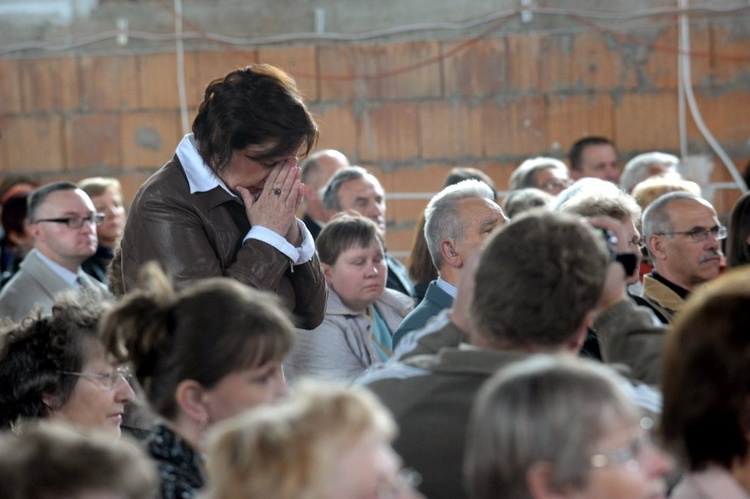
left=0, top=291, right=104, bottom=429
left=316, top=213, right=385, bottom=266
left=727, top=192, right=750, bottom=269
left=470, top=210, right=608, bottom=348
left=1, top=193, right=29, bottom=238
left=192, top=64, right=318, bottom=173
left=661, top=266, right=750, bottom=471
left=27, top=181, right=79, bottom=222
left=568, top=136, right=615, bottom=172
left=103, top=263, right=296, bottom=420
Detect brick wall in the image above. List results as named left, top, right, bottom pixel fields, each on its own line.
left=1, top=24, right=749, bottom=257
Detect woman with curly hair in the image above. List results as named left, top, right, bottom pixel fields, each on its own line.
left=0, top=291, right=134, bottom=436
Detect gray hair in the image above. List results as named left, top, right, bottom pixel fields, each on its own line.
left=620, top=152, right=679, bottom=193
left=508, top=157, right=568, bottom=191
left=642, top=191, right=710, bottom=239
left=465, top=355, right=639, bottom=499
left=424, top=180, right=496, bottom=270
left=557, top=189, right=642, bottom=225
left=502, top=188, right=554, bottom=219
left=549, top=178, right=622, bottom=212
left=321, top=165, right=370, bottom=212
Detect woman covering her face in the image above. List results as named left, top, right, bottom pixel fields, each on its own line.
left=119, top=64, right=326, bottom=329
left=0, top=291, right=135, bottom=437
left=102, top=262, right=296, bottom=499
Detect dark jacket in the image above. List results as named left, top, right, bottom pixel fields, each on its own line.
left=120, top=156, right=327, bottom=329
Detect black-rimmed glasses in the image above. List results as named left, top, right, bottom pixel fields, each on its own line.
left=34, top=213, right=104, bottom=229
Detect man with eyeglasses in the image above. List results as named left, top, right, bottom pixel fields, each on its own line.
left=639, top=191, right=725, bottom=324
left=0, top=181, right=108, bottom=321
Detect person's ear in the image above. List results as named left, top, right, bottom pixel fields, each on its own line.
left=440, top=239, right=462, bottom=268
left=175, top=379, right=209, bottom=425
left=526, top=462, right=568, bottom=499
left=321, top=262, right=332, bottom=282
left=647, top=234, right=667, bottom=261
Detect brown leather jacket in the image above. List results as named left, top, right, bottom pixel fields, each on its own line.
left=120, top=156, right=327, bottom=329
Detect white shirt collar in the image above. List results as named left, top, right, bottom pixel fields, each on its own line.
left=176, top=134, right=236, bottom=198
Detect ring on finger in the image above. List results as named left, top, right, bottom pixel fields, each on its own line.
left=272, top=188, right=282, bottom=196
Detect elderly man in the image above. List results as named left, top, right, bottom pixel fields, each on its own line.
left=507, top=156, right=572, bottom=195
left=638, top=191, right=724, bottom=324
left=299, top=149, right=349, bottom=240
left=392, top=180, right=506, bottom=347
left=568, top=136, right=621, bottom=183
left=359, top=210, right=661, bottom=499
left=0, top=182, right=107, bottom=321
left=322, top=166, right=416, bottom=298
left=619, top=151, right=680, bottom=193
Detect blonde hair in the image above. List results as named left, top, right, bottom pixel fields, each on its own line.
left=78, top=177, right=123, bottom=199
left=205, top=381, right=396, bottom=499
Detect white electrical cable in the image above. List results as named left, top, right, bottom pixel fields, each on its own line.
left=678, top=0, right=748, bottom=193
left=174, top=0, right=190, bottom=135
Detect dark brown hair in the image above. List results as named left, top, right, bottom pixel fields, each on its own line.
left=661, top=266, right=750, bottom=471
left=727, top=192, right=750, bottom=269
left=102, top=263, right=295, bottom=420
left=192, top=64, right=318, bottom=172
left=316, top=213, right=385, bottom=266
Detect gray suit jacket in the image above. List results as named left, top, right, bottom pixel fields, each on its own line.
left=0, top=250, right=108, bottom=322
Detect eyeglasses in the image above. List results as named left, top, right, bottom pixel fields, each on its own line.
left=34, top=213, right=105, bottom=229
left=540, top=178, right=573, bottom=192
left=58, top=366, right=132, bottom=389
left=655, top=225, right=727, bottom=242
left=590, top=418, right=655, bottom=472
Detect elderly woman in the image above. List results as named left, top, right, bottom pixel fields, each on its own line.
left=0, top=292, right=135, bottom=437
left=119, top=64, right=326, bottom=329
left=284, top=214, right=412, bottom=382
left=508, top=157, right=572, bottom=195
left=103, top=263, right=296, bottom=499
left=78, top=177, right=127, bottom=285
left=204, top=381, right=422, bottom=499
left=465, top=356, right=673, bottom=499
left=662, top=266, right=750, bottom=498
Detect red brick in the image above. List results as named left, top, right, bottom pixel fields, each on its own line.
left=685, top=91, right=750, bottom=150
left=443, top=37, right=508, bottom=97
left=78, top=55, right=139, bottom=111
left=613, top=92, right=680, bottom=152
left=507, top=34, right=542, bottom=92
left=65, top=114, right=121, bottom=171
left=0, top=59, right=22, bottom=114
left=0, top=115, right=65, bottom=173
left=540, top=32, right=634, bottom=93
left=482, top=96, right=547, bottom=158
left=359, top=102, right=420, bottom=162
left=319, top=41, right=442, bottom=101
left=384, top=163, right=460, bottom=194
left=257, top=46, right=317, bottom=102
left=310, top=103, right=358, bottom=159
left=137, top=53, right=180, bottom=109
left=120, top=111, right=182, bottom=168
left=419, top=101, right=483, bottom=159
left=388, top=198, right=430, bottom=225
left=19, top=57, right=79, bottom=112
left=547, top=93, right=615, bottom=153
left=711, top=27, right=750, bottom=86
left=640, top=26, right=711, bottom=91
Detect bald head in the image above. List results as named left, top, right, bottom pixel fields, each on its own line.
left=301, top=150, right=350, bottom=222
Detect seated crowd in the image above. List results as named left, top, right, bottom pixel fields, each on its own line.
left=2, top=119, right=750, bottom=497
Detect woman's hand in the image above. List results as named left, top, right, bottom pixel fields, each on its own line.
left=237, top=159, right=304, bottom=245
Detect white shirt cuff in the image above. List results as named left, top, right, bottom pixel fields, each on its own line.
left=245, top=219, right=314, bottom=265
